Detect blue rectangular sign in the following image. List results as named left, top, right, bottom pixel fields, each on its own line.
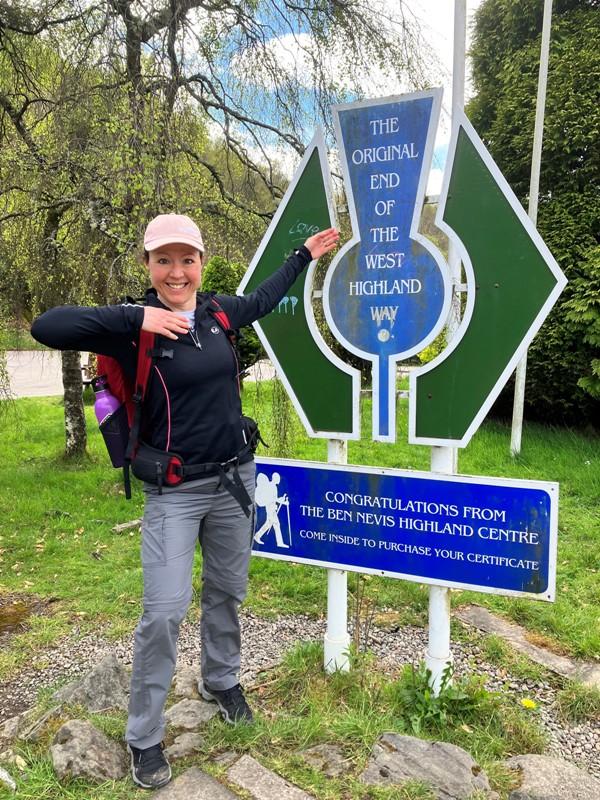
left=252, top=458, right=558, bottom=601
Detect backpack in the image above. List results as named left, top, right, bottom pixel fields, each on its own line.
left=94, top=297, right=264, bottom=510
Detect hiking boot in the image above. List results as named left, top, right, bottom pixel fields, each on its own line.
left=199, top=681, right=254, bottom=724
left=127, top=742, right=172, bottom=789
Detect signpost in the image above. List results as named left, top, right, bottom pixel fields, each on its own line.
left=237, top=87, right=567, bottom=688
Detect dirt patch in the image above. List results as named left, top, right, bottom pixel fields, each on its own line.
left=0, top=593, right=62, bottom=723
left=0, top=592, right=58, bottom=648
left=524, top=630, right=572, bottom=657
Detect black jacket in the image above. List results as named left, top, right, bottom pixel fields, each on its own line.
left=31, top=246, right=312, bottom=467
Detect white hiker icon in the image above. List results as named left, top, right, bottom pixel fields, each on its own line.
left=254, top=472, right=291, bottom=548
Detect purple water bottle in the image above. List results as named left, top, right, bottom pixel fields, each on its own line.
left=92, top=375, right=128, bottom=468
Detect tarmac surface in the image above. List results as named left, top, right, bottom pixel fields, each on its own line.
left=6, top=350, right=74, bottom=398
left=5, top=350, right=274, bottom=398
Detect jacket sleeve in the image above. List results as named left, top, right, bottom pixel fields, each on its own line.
left=215, top=246, right=312, bottom=328
left=30, top=304, right=145, bottom=358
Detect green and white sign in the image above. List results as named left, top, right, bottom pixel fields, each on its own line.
left=240, top=96, right=566, bottom=450
left=409, top=109, right=567, bottom=446
left=238, top=130, right=360, bottom=439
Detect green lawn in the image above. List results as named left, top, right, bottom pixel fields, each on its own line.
left=0, top=384, right=598, bottom=800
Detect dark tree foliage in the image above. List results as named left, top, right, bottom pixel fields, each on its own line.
left=201, top=255, right=265, bottom=374
left=468, top=0, right=600, bottom=427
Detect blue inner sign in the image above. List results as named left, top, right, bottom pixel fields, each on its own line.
left=252, top=458, right=557, bottom=601
left=325, top=92, right=448, bottom=439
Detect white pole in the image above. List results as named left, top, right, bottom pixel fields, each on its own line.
left=424, top=447, right=455, bottom=692
left=510, top=0, right=553, bottom=456
left=422, top=0, right=466, bottom=697
left=324, top=438, right=350, bottom=672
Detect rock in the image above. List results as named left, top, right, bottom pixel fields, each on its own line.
left=19, top=706, right=64, bottom=742
left=359, top=732, right=493, bottom=799
left=211, top=750, right=238, bottom=766
left=506, top=754, right=600, bottom=800
left=227, top=754, right=316, bottom=799
left=0, top=715, right=25, bottom=744
left=164, top=698, right=218, bottom=729
left=299, top=743, right=353, bottom=777
left=173, top=664, right=200, bottom=699
left=456, top=606, right=600, bottom=690
left=0, top=766, right=17, bottom=793
left=52, top=653, right=129, bottom=711
left=50, top=719, right=127, bottom=783
left=164, top=733, right=205, bottom=760
left=153, top=765, right=238, bottom=798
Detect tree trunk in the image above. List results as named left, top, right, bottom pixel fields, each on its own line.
left=61, top=350, right=87, bottom=458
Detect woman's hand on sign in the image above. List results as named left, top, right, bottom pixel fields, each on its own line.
left=141, top=307, right=191, bottom=339
left=304, top=228, right=340, bottom=260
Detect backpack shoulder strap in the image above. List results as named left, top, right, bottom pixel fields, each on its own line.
left=208, top=298, right=236, bottom=346
left=207, top=298, right=242, bottom=394
left=122, top=327, right=174, bottom=498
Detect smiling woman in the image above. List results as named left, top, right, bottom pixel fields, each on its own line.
left=30, top=211, right=340, bottom=790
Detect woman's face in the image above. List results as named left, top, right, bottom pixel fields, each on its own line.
left=145, top=243, right=204, bottom=311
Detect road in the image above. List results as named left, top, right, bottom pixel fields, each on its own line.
left=5, top=351, right=275, bottom=398
left=5, top=350, right=74, bottom=398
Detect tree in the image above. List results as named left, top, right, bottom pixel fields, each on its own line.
left=0, top=0, right=436, bottom=454
left=467, top=0, right=600, bottom=427
left=201, top=255, right=266, bottom=377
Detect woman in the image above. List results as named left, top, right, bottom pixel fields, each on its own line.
left=31, top=213, right=339, bottom=789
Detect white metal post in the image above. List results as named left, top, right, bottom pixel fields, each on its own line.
left=510, top=0, right=554, bottom=456
left=324, top=438, right=350, bottom=672
left=422, top=0, right=467, bottom=697
left=424, top=448, right=455, bottom=693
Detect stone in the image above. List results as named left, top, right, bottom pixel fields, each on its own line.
left=299, top=743, right=353, bottom=777
left=164, top=698, right=218, bottom=729
left=152, top=766, right=238, bottom=798
left=0, top=716, right=24, bottom=744
left=173, top=664, right=201, bottom=699
left=51, top=653, right=129, bottom=711
left=359, top=732, right=493, bottom=799
left=456, top=606, right=600, bottom=690
left=506, top=754, right=600, bottom=800
left=164, top=732, right=205, bottom=760
left=112, top=519, right=142, bottom=533
left=227, top=754, right=316, bottom=799
left=211, top=750, right=238, bottom=766
left=50, top=719, right=127, bottom=783
left=0, top=766, right=17, bottom=793
left=20, top=706, right=64, bottom=742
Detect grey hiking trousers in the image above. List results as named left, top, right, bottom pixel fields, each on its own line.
left=125, top=460, right=256, bottom=749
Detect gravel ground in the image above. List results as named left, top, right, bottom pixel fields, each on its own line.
left=1, top=611, right=598, bottom=780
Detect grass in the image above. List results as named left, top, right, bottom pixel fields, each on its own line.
left=0, top=641, right=545, bottom=800
left=0, top=382, right=598, bottom=799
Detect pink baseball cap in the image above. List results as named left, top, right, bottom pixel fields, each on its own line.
left=144, top=214, right=204, bottom=253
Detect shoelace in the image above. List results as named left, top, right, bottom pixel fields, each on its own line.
left=221, top=684, right=247, bottom=708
